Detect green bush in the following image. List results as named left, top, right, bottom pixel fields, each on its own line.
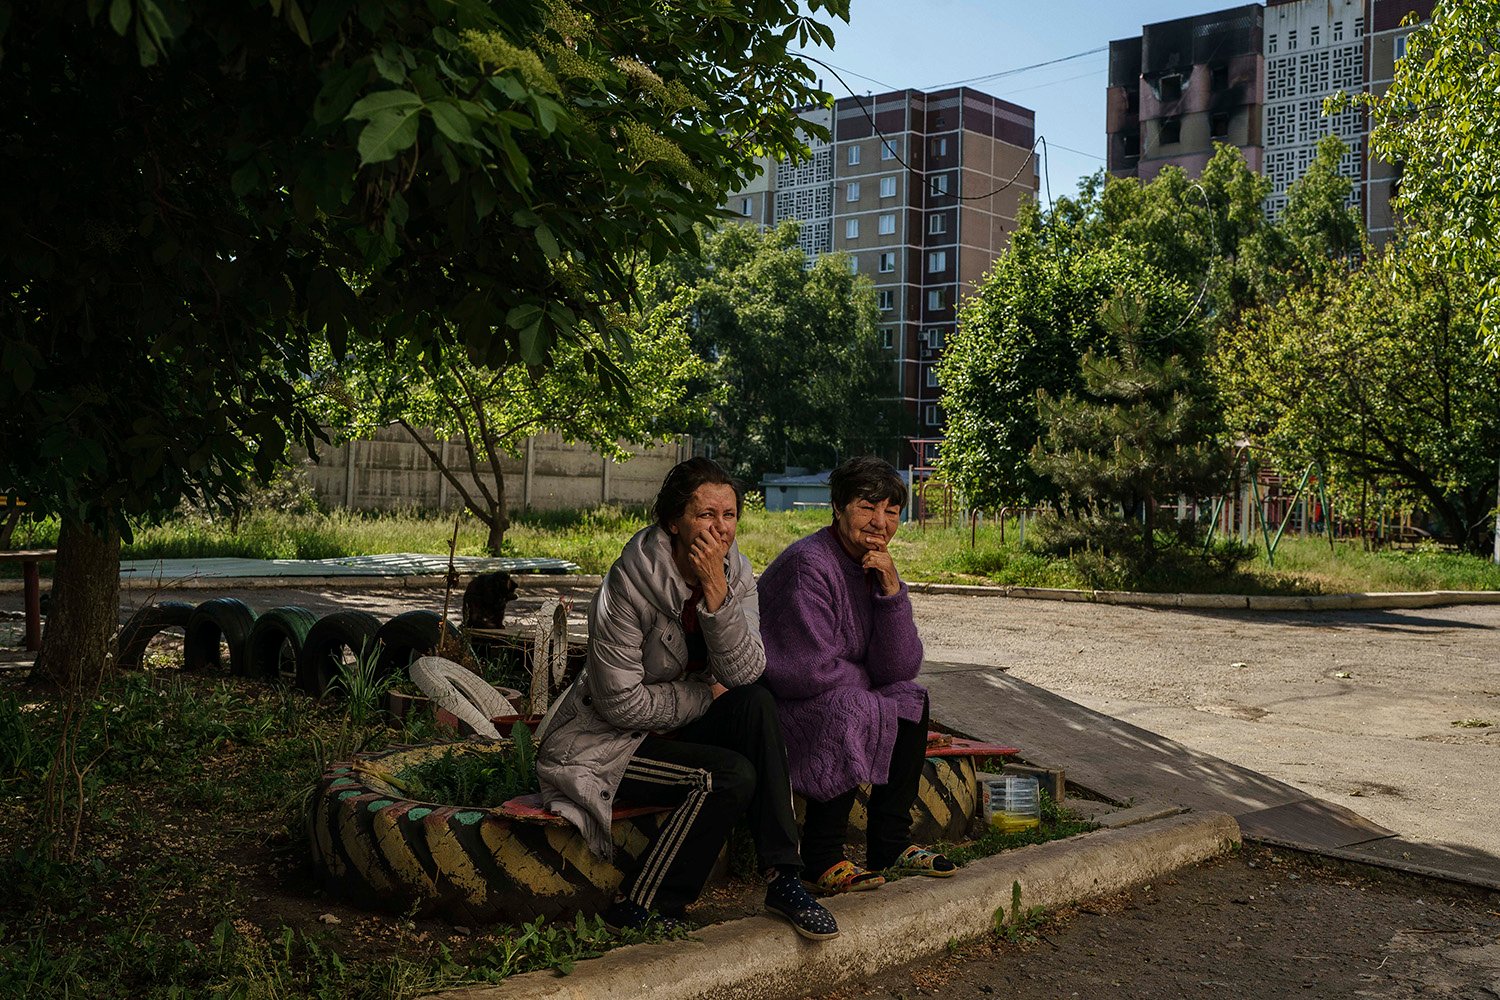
left=394, top=725, right=538, bottom=807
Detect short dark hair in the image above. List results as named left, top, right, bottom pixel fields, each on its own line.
left=829, top=456, right=908, bottom=514
left=654, top=457, right=743, bottom=528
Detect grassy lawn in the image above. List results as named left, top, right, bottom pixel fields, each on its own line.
left=10, top=507, right=1500, bottom=594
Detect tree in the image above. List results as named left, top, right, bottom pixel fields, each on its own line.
left=319, top=312, right=711, bottom=553
left=938, top=141, right=1363, bottom=510
left=1362, top=0, right=1500, bottom=347
left=0, top=0, right=841, bottom=687
left=1216, top=250, right=1500, bottom=553
left=647, top=222, right=906, bottom=484
left=1029, top=289, right=1226, bottom=566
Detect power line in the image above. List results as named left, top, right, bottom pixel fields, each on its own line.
left=922, top=46, right=1108, bottom=91
left=788, top=52, right=898, bottom=94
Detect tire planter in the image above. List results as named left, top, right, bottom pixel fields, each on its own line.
left=245, top=606, right=320, bottom=684
left=794, top=755, right=982, bottom=846
left=182, top=598, right=257, bottom=675
left=296, top=610, right=383, bottom=697
left=306, top=741, right=667, bottom=922
left=115, top=601, right=195, bottom=670
left=374, top=610, right=455, bottom=683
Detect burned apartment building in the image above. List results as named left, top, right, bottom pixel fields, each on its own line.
left=1107, top=4, right=1265, bottom=181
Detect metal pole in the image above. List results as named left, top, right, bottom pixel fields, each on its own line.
left=23, top=557, right=41, bottom=652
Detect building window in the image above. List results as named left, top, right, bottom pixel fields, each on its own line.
left=1122, top=131, right=1141, bottom=158
left=877, top=290, right=894, bottom=311
left=846, top=181, right=861, bottom=202
left=924, top=404, right=939, bottom=427
left=846, top=218, right=859, bottom=240
left=927, top=289, right=944, bottom=311
left=1354, top=17, right=1364, bottom=35
left=930, top=173, right=949, bottom=196
left=927, top=250, right=946, bottom=273
left=927, top=328, right=945, bottom=349
left=880, top=176, right=897, bottom=198
left=1333, top=21, right=1343, bottom=42
left=925, top=367, right=939, bottom=388
left=1210, top=112, right=1230, bottom=138
left=881, top=327, right=895, bottom=349
left=878, top=252, right=896, bottom=273
left=740, top=197, right=753, bottom=217
left=1160, top=118, right=1181, bottom=145
left=847, top=145, right=861, bottom=166
left=878, top=213, right=896, bottom=235
left=1158, top=74, right=1182, bottom=102
left=1268, top=33, right=1277, bottom=54
left=1394, top=34, right=1408, bottom=62
left=1288, top=29, right=1297, bottom=51
left=929, top=214, right=947, bottom=235
left=931, top=137, right=948, bottom=156
left=881, top=139, right=898, bottom=160
left=1310, top=24, right=1320, bottom=47
left=1210, top=64, right=1228, bottom=91
left=847, top=255, right=858, bottom=274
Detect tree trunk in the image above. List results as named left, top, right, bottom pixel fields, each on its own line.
left=484, top=475, right=510, bottom=556
left=35, top=517, right=121, bottom=691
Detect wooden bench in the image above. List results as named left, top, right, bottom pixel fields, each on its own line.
left=0, top=548, right=56, bottom=652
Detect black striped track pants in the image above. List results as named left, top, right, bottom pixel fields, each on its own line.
left=614, top=684, right=802, bottom=916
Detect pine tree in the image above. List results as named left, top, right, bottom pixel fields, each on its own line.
left=1029, top=290, right=1226, bottom=565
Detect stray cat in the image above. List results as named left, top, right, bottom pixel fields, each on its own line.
left=461, top=571, right=517, bottom=630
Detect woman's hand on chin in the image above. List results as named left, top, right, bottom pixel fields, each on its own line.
left=687, top=531, right=730, bottom=610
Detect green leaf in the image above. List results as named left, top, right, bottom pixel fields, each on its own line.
left=534, top=223, right=560, bottom=260
left=356, top=107, right=420, bottom=165
left=506, top=304, right=543, bottom=330
left=518, top=316, right=547, bottom=365
left=372, top=47, right=407, bottom=84
left=230, top=162, right=259, bottom=198
left=284, top=0, right=311, bottom=46
left=109, top=0, right=131, bottom=35
left=347, top=89, right=422, bottom=120
left=428, top=102, right=479, bottom=147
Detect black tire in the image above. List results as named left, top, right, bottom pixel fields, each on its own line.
left=245, top=606, right=321, bottom=684
left=306, top=743, right=665, bottom=922
left=115, top=602, right=195, bottom=670
left=297, top=610, right=383, bottom=697
left=374, top=610, right=459, bottom=683
left=183, top=598, right=257, bottom=675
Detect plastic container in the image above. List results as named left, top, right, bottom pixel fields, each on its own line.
left=984, top=775, right=1040, bottom=833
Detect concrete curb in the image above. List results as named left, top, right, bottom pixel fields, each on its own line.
left=424, top=810, right=1241, bottom=1000
left=906, top=582, right=1500, bottom=612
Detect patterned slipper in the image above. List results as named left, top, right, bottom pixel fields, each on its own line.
left=765, top=873, right=840, bottom=940
left=808, top=860, right=886, bottom=895
left=888, top=845, right=957, bottom=878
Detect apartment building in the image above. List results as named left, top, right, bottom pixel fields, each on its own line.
left=728, top=88, right=1037, bottom=466
left=1109, top=1, right=1435, bottom=242
left=1106, top=5, right=1265, bottom=180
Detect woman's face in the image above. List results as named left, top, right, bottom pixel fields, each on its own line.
left=834, top=495, right=901, bottom=554
left=668, top=483, right=739, bottom=551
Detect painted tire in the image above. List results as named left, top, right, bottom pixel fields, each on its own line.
left=799, top=755, right=980, bottom=846
left=245, top=606, right=320, bottom=684
left=374, top=610, right=456, bottom=683
left=182, top=598, right=257, bottom=675
left=115, top=601, right=195, bottom=670
left=296, top=610, right=383, bottom=697
left=306, top=742, right=666, bottom=922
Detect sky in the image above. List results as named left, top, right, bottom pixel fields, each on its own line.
left=799, top=0, right=1242, bottom=199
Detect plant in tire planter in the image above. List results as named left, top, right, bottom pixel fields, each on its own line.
left=296, top=611, right=383, bottom=697
left=391, top=724, right=538, bottom=806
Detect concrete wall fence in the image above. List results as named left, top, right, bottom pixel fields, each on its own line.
left=305, top=426, right=691, bottom=513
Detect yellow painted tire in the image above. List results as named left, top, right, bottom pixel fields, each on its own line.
left=798, top=755, right=980, bottom=846
left=306, top=741, right=666, bottom=923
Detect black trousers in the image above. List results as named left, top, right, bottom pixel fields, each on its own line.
left=801, top=696, right=930, bottom=875
left=614, top=684, right=802, bottom=916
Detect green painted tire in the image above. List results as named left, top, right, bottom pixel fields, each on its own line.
left=306, top=742, right=666, bottom=923
left=182, top=598, right=257, bottom=675
left=245, top=606, right=320, bottom=684
left=115, top=601, right=194, bottom=670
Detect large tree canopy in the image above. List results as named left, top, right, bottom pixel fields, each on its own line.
left=0, top=0, right=843, bottom=685
left=646, top=222, right=906, bottom=484
left=1364, top=0, right=1500, bottom=347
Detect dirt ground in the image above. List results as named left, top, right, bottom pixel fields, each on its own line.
left=817, top=844, right=1500, bottom=1000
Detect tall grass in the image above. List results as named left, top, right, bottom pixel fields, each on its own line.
left=10, top=507, right=1500, bottom=593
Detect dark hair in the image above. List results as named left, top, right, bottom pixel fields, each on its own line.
left=829, top=456, right=908, bottom=514
left=654, top=457, right=743, bottom=529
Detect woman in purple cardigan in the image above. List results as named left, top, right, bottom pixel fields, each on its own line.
left=758, top=457, right=956, bottom=894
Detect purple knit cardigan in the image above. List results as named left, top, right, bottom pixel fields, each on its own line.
left=758, top=526, right=926, bottom=802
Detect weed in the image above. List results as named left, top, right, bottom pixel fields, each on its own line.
left=1451, top=718, right=1493, bottom=728
left=991, top=880, right=1047, bottom=943
left=393, top=724, right=540, bottom=807
left=943, top=790, right=1097, bottom=867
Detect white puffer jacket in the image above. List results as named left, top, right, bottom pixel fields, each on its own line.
left=535, top=524, right=765, bottom=858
